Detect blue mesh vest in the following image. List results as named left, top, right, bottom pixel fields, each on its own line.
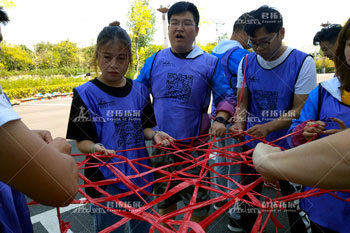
left=75, top=80, right=154, bottom=192
left=301, top=84, right=350, bottom=232
left=149, top=48, right=216, bottom=141
left=243, top=50, right=309, bottom=148
left=0, top=182, right=32, bottom=233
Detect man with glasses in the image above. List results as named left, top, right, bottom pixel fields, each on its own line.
left=230, top=5, right=316, bottom=233
left=136, top=1, right=235, bottom=225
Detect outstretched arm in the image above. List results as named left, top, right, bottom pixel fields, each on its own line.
left=253, top=129, right=350, bottom=189
left=0, top=120, right=79, bottom=206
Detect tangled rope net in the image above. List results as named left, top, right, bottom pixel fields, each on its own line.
left=28, top=129, right=350, bottom=233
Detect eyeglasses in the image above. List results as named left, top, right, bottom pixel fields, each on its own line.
left=169, top=20, right=196, bottom=29
left=248, top=33, right=278, bottom=49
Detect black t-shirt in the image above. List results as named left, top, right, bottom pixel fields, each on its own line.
left=66, top=78, right=156, bottom=198
left=171, top=49, right=192, bottom=59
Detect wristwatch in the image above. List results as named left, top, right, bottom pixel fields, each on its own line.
left=214, top=116, right=227, bottom=125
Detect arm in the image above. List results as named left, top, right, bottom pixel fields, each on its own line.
left=210, top=60, right=236, bottom=136
left=0, top=120, right=78, bottom=207
left=253, top=129, right=350, bottom=189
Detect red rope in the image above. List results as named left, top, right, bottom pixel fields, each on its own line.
left=29, top=132, right=348, bottom=233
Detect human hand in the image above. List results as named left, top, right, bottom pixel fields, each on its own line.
left=32, top=130, right=53, bottom=143
left=323, top=117, right=347, bottom=135
left=49, top=137, right=72, bottom=155
left=153, top=131, right=175, bottom=147
left=302, top=120, right=326, bottom=140
left=229, top=122, right=245, bottom=139
left=246, top=124, right=270, bottom=138
left=209, top=121, right=226, bottom=137
left=253, top=143, right=282, bottom=184
left=91, top=143, right=115, bottom=161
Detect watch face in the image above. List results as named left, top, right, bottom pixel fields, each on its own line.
left=215, top=117, right=226, bottom=124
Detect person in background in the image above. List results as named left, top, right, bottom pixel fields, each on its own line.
left=136, top=1, right=235, bottom=225
left=285, top=18, right=350, bottom=233
left=229, top=5, right=316, bottom=232
left=210, top=12, right=250, bottom=232
left=66, top=21, right=173, bottom=233
left=313, top=24, right=342, bottom=61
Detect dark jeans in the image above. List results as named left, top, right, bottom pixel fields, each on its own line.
left=240, top=145, right=308, bottom=233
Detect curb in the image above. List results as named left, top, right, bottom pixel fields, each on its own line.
left=11, top=93, right=73, bottom=106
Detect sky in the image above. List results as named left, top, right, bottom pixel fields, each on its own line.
left=2, top=0, right=349, bottom=54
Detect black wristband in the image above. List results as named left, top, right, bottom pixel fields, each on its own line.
left=214, top=116, right=227, bottom=125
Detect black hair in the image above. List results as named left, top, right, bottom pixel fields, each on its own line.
left=313, top=24, right=342, bottom=45
left=167, top=1, right=199, bottom=26
left=334, top=19, right=350, bottom=91
left=92, top=21, right=132, bottom=71
left=0, top=6, right=9, bottom=25
left=244, top=5, right=283, bottom=37
left=233, top=12, right=249, bottom=33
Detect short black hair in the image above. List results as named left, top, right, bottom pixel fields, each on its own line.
left=244, top=5, right=283, bottom=37
left=313, top=24, right=342, bottom=45
left=233, top=13, right=249, bottom=33
left=0, top=6, right=9, bottom=25
left=167, top=1, right=199, bottom=26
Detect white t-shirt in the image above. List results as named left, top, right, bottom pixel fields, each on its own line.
left=236, top=47, right=317, bottom=94
left=0, top=85, right=20, bottom=126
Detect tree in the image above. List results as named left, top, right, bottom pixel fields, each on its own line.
left=197, top=42, right=218, bottom=54
left=127, top=0, right=155, bottom=79
left=55, top=40, right=79, bottom=68
left=34, top=42, right=60, bottom=69
left=0, top=43, right=34, bottom=70
left=80, top=45, right=95, bottom=69
left=0, top=0, right=15, bottom=8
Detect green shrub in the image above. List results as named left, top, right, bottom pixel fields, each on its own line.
left=0, top=67, right=90, bottom=78
left=4, top=82, right=85, bottom=100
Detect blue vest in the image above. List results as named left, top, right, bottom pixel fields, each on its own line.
left=0, top=182, right=32, bottom=233
left=301, top=85, right=350, bottom=232
left=244, top=50, right=309, bottom=148
left=150, top=48, right=216, bottom=140
left=75, top=80, right=154, bottom=192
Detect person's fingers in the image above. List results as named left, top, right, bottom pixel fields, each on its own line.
left=315, top=120, right=327, bottom=127
left=303, top=131, right=317, bottom=140
left=162, top=139, right=170, bottom=147
left=331, top=117, right=347, bottom=130
left=50, top=137, right=72, bottom=154
left=43, top=131, right=53, bottom=143
left=323, top=129, right=341, bottom=135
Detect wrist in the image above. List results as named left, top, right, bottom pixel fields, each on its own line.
left=91, top=143, right=104, bottom=153
left=151, top=131, right=160, bottom=143
left=214, top=116, right=227, bottom=125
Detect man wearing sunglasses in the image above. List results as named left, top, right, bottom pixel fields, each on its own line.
left=229, top=5, right=316, bottom=233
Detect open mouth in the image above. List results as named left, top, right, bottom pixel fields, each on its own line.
left=175, top=34, right=184, bottom=39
